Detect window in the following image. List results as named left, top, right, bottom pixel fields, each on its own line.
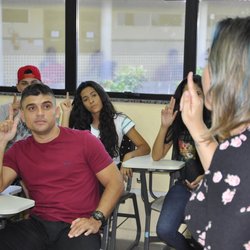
left=78, top=0, right=185, bottom=96
left=2, top=1, right=247, bottom=101
left=0, top=0, right=65, bottom=90
left=197, top=0, right=250, bottom=75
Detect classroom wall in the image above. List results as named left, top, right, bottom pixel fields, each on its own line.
left=0, top=94, right=172, bottom=193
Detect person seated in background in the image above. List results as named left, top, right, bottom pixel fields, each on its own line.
left=40, top=47, right=65, bottom=89
left=60, top=81, right=151, bottom=181
left=0, top=65, right=42, bottom=197
left=153, top=48, right=182, bottom=84
left=181, top=16, right=250, bottom=249
left=0, top=65, right=42, bottom=150
left=152, top=75, right=211, bottom=250
left=0, top=83, right=124, bottom=250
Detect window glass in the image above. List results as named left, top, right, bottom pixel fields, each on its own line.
left=197, top=0, right=250, bottom=75
left=78, top=0, right=185, bottom=95
left=0, top=0, right=65, bottom=89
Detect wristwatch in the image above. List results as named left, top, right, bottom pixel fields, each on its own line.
left=91, top=210, right=106, bottom=226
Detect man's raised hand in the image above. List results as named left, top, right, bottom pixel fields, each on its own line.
left=0, top=104, right=19, bottom=145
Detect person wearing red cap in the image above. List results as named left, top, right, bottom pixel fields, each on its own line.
left=0, top=65, right=42, bottom=149
left=16, top=65, right=42, bottom=92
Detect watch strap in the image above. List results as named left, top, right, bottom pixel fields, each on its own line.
left=91, top=210, right=107, bottom=226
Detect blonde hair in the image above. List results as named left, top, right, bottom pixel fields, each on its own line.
left=207, top=17, right=250, bottom=141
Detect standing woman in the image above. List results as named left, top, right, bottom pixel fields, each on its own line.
left=181, top=17, right=250, bottom=249
left=61, top=81, right=150, bottom=179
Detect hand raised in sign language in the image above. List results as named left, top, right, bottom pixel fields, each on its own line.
left=60, top=92, right=72, bottom=127
left=11, top=94, right=21, bottom=117
left=0, top=105, right=19, bottom=146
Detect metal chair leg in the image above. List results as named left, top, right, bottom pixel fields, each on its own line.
left=103, top=193, right=142, bottom=250
left=100, top=219, right=111, bottom=250
left=109, top=205, right=120, bottom=250
left=126, top=193, right=141, bottom=250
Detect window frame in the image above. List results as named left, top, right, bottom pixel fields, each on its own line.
left=0, top=0, right=199, bottom=102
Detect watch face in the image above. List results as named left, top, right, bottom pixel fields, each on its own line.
left=93, top=211, right=103, bottom=220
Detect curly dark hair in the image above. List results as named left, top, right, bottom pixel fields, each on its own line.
left=69, top=81, right=120, bottom=158
left=165, top=75, right=211, bottom=159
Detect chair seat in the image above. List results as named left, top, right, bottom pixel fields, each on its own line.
left=119, top=190, right=134, bottom=202
left=151, top=195, right=165, bottom=212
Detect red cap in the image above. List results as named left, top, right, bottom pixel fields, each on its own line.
left=17, top=65, right=41, bottom=82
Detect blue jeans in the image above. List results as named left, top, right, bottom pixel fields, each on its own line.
left=156, top=181, right=192, bottom=250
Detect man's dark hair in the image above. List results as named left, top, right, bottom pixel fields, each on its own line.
left=20, top=83, right=55, bottom=107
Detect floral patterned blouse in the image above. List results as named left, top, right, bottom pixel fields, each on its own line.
left=185, top=128, right=250, bottom=250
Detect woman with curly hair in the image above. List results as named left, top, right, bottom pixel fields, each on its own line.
left=61, top=81, right=150, bottom=179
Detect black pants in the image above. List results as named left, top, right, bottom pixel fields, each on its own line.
left=0, top=215, right=101, bottom=250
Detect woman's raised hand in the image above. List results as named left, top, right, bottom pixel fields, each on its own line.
left=180, top=72, right=204, bottom=132
left=161, top=96, right=178, bottom=129
left=60, top=92, right=72, bottom=114
left=60, top=92, right=72, bottom=127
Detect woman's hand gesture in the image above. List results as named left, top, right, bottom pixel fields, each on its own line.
left=60, top=92, right=72, bottom=114
left=180, top=72, right=204, bottom=132
left=161, top=96, right=178, bottom=129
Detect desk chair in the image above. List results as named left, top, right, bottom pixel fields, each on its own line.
left=150, top=170, right=190, bottom=248
left=1, top=185, right=22, bottom=196
left=101, top=135, right=141, bottom=250
left=0, top=185, right=23, bottom=229
left=130, top=165, right=184, bottom=250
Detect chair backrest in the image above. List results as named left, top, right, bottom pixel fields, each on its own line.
left=99, top=135, right=135, bottom=194
left=119, top=135, right=135, bottom=162
left=119, top=135, right=135, bottom=192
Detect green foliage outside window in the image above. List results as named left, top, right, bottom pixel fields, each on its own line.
left=103, top=65, right=146, bottom=92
